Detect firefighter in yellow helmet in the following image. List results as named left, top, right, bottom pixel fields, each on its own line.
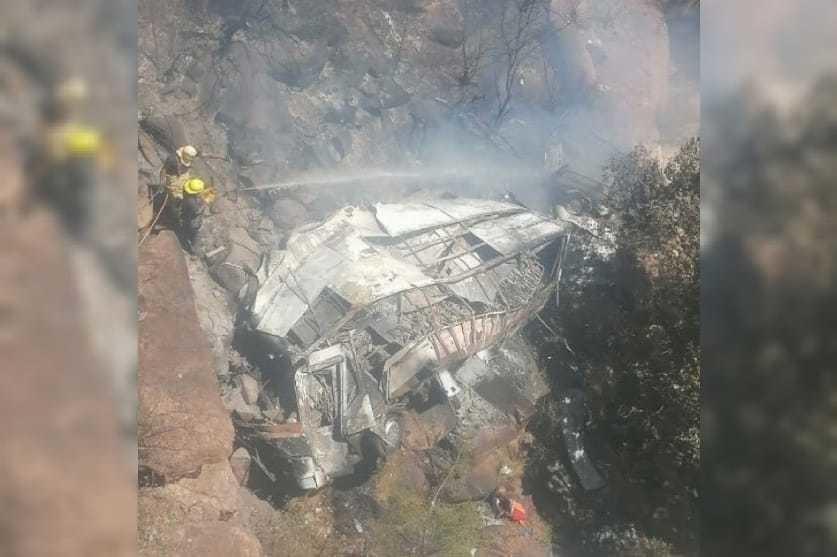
left=33, top=76, right=112, bottom=234
left=158, top=150, right=215, bottom=252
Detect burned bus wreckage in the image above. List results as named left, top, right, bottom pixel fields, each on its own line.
left=235, top=198, right=602, bottom=491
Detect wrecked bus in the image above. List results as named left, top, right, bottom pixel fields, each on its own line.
left=243, top=198, right=574, bottom=489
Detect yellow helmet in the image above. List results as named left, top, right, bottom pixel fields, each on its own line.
left=63, top=126, right=102, bottom=157
left=184, top=178, right=206, bottom=195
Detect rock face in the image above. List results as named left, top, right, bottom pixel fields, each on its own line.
left=138, top=230, right=234, bottom=482
left=138, top=231, right=263, bottom=556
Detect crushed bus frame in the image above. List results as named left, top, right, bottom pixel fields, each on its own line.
left=239, top=198, right=583, bottom=490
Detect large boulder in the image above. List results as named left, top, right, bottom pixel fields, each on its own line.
left=139, top=231, right=234, bottom=482
left=425, top=0, right=465, bottom=48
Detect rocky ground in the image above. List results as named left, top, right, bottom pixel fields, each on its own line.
left=137, top=1, right=698, bottom=555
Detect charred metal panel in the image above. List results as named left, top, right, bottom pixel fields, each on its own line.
left=469, top=211, right=566, bottom=254
left=252, top=248, right=340, bottom=338
left=374, top=199, right=522, bottom=236
left=290, top=289, right=352, bottom=348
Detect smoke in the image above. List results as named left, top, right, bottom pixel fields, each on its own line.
left=702, top=0, right=837, bottom=108
left=410, top=0, right=698, bottom=208
left=243, top=0, right=698, bottom=216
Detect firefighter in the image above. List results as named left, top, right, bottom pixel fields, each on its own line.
left=142, top=113, right=214, bottom=248
left=34, top=77, right=111, bottom=235
left=161, top=144, right=198, bottom=182
left=159, top=169, right=215, bottom=252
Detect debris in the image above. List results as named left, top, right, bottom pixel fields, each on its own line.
left=489, top=487, right=528, bottom=523
left=243, top=198, right=574, bottom=489
left=558, top=389, right=606, bottom=491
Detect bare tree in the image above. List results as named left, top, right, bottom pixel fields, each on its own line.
left=491, top=0, right=549, bottom=126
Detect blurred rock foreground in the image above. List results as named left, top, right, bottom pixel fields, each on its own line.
left=137, top=0, right=698, bottom=555
left=1, top=148, right=134, bottom=555
left=1, top=1, right=136, bottom=556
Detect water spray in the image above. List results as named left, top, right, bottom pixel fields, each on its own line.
left=241, top=165, right=549, bottom=193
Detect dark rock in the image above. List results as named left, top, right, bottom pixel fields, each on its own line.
left=265, top=39, right=328, bottom=89
left=139, top=113, right=189, bottom=154
left=430, top=26, right=464, bottom=49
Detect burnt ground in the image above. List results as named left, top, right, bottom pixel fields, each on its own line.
left=137, top=1, right=699, bottom=555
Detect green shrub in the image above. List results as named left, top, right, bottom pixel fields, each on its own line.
left=369, top=486, right=483, bottom=557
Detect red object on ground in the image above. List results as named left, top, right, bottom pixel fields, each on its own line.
left=509, top=501, right=528, bottom=523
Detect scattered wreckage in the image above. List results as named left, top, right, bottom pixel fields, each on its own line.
left=231, top=197, right=601, bottom=491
